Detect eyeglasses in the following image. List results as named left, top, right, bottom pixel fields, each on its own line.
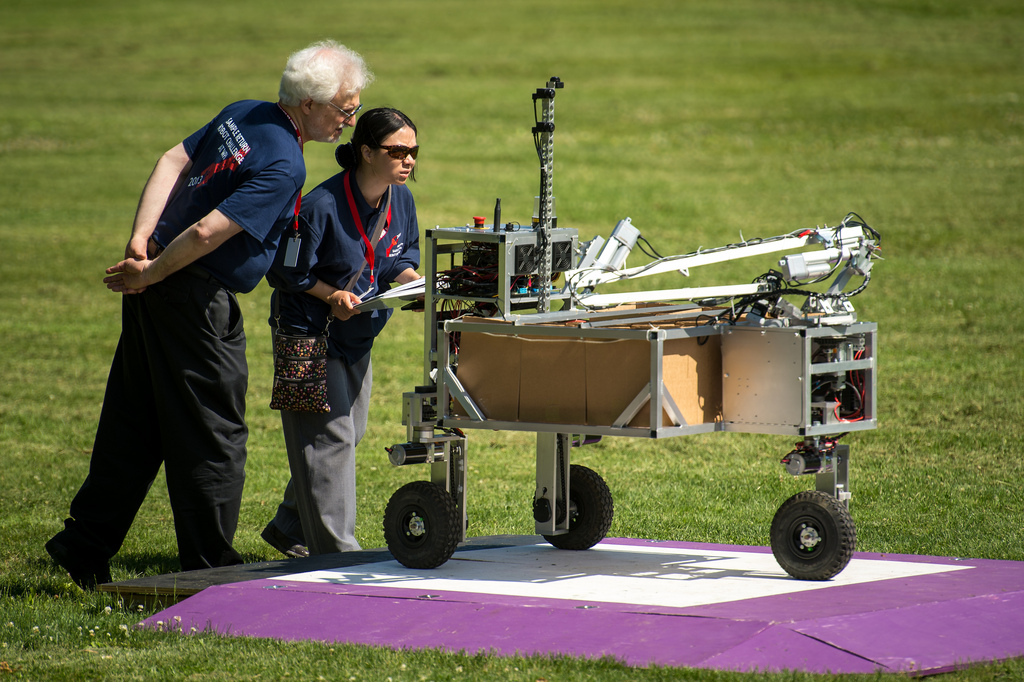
left=379, top=145, right=419, bottom=160
left=325, top=101, right=362, bottom=120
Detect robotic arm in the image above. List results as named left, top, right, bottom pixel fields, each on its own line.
left=570, top=213, right=882, bottom=324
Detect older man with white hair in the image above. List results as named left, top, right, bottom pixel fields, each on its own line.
left=45, top=40, right=373, bottom=589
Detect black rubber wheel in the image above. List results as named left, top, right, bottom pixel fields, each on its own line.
left=770, top=490, right=856, bottom=580
left=542, top=465, right=614, bottom=551
left=384, top=481, right=460, bottom=569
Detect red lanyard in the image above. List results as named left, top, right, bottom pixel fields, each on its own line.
left=343, top=171, right=391, bottom=284
left=277, top=103, right=304, bottom=235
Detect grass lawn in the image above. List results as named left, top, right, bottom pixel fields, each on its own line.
left=2, top=0, right=1023, bottom=679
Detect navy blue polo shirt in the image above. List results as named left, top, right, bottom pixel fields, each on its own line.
left=267, top=170, right=420, bottom=363
left=153, top=100, right=305, bottom=293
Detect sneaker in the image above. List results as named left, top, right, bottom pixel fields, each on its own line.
left=260, top=522, right=309, bottom=559
left=44, top=537, right=112, bottom=591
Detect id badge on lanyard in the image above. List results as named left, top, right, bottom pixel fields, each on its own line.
left=283, top=193, right=303, bottom=268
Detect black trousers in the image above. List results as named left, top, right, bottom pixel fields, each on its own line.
left=54, top=267, right=247, bottom=571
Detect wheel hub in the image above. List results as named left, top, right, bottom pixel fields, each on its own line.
left=406, top=513, right=426, bottom=537
left=798, top=522, right=821, bottom=551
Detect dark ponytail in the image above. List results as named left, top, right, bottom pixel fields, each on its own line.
left=335, top=142, right=357, bottom=170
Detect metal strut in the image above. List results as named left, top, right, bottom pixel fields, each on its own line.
left=533, top=76, right=563, bottom=313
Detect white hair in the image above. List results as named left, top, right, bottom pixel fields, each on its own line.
left=278, top=40, right=373, bottom=106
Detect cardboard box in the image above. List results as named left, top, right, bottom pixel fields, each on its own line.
left=452, top=326, right=722, bottom=428
left=582, top=338, right=649, bottom=426
left=518, top=336, right=587, bottom=424
left=584, top=335, right=721, bottom=427
left=453, top=330, right=522, bottom=421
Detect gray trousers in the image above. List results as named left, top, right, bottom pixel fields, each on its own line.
left=271, top=352, right=371, bottom=554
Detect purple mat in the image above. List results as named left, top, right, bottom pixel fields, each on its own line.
left=143, top=538, right=1024, bottom=675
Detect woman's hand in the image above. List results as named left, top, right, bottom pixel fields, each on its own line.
left=325, top=289, right=362, bottom=321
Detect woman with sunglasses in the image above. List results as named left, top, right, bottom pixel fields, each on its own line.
left=261, top=107, right=422, bottom=557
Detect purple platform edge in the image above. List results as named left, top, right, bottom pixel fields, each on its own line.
left=142, top=538, right=1024, bottom=675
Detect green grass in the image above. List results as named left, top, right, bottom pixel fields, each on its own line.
left=2, top=0, right=1024, bottom=679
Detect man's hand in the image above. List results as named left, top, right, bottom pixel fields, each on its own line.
left=104, top=209, right=241, bottom=296
left=125, top=234, right=150, bottom=261
left=104, top=258, right=152, bottom=295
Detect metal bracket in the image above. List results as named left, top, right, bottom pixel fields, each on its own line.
left=534, top=432, right=571, bottom=536
left=613, top=381, right=688, bottom=428
left=816, top=443, right=852, bottom=507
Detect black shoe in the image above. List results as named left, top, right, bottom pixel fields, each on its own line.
left=261, top=522, right=309, bottom=559
left=44, top=537, right=112, bottom=591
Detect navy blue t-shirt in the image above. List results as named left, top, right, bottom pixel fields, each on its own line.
left=267, top=170, right=420, bottom=363
left=152, top=100, right=305, bottom=293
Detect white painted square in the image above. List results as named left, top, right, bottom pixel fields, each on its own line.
left=275, top=541, right=971, bottom=609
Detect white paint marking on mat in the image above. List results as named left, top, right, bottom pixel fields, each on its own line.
left=274, top=542, right=970, bottom=609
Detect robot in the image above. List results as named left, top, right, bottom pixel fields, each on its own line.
left=372, top=78, right=882, bottom=580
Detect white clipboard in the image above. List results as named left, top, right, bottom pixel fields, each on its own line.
left=354, top=279, right=426, bottom=311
